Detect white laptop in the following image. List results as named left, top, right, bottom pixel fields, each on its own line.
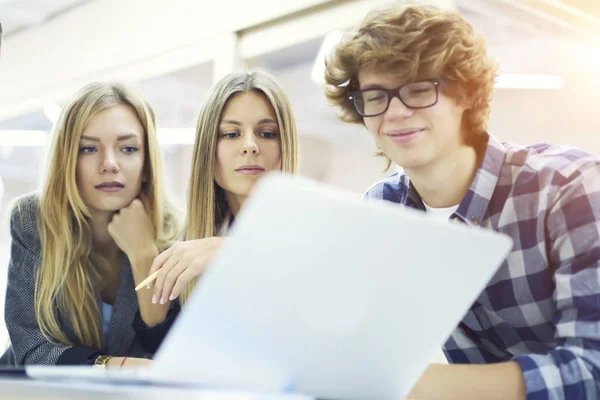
left=28, top=173, right=513, bottom=400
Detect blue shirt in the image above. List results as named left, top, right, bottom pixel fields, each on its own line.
left=365, top=134, right=600, bottom=399
left=102, top=302, right=112, bottom=340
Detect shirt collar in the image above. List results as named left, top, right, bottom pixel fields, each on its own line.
left=404, top=134, right=506, bottom=226
left=406, top=181, right=426, bottom=211
left=454, top=134, right=505, bottom=226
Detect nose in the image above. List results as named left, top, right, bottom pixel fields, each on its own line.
left=384, top=95, right=415, bottom=121
left=241, top=132, right=259, bottom=155
left=100, top=149, right=119, bottom=174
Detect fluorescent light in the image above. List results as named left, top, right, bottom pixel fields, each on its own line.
left=0, top=130, right=48, bottom=147
left=495, top=73, right=564, bottom=90
left=312, top=30, right=345, bottom=85
left=156, top=128, right=196, bottom=145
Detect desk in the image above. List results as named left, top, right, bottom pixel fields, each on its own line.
left=0, top=377, right=313, bottom=400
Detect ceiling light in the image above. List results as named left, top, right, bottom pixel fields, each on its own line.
left=495, top=73, right=564, bottom=90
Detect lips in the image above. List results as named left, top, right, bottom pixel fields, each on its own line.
left=386, top=128, right=424, bottom=136
left=385, top=128, right=425, bottom=145
left=235, top=165, right=264, bottom=172
left=235, top=165, right=265, bottom=176
left=94, top=182, right=124, bottom=189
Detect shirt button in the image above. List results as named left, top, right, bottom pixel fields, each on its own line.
left=470, top=218, right=479, bottom=226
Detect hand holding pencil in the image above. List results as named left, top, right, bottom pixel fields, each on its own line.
left=135, top=270, right=160, bottom=291
left=135, top=237, right=226, bottom=304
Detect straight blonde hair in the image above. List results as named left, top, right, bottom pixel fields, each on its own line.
left=180, top=70, right=298, bottom=305
left=35, top=82, right=180, bottom=348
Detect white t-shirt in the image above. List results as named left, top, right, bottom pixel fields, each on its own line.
left=423, top=200, right=458, bottom=365
left=423, top=201, right=459, bottom=223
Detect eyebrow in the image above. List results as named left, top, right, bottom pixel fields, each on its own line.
left=257, top=119, right=277, bottom=125
left=220, top=118, right=278, bottom=126
left=80, top=134, right=141, bottom=142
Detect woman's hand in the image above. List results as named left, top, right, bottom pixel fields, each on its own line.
left=108, top=195, right=157, bottom=266
left=147, top=237, right=226, bottom=304
left=107, top=356, right=152, bottom=369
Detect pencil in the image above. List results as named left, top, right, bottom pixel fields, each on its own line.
left=135, top=270, right=160, bottom=291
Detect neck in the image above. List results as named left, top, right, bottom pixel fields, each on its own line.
left=89, top=210, right=119, bottom=257
left=225, top=192, right=246, bottom=217
left=406, top=144, right=478, bottom=208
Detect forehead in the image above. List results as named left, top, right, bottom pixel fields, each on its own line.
left=357, top=66, right=409, bottom=89
left=82, top=105, right=144, bottom=139
left=220, top=91, right=276, bottom=121
left=356, top=63, right=442, bottom=90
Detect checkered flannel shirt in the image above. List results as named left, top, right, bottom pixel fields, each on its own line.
left=365, top=134, right=600, bottom=399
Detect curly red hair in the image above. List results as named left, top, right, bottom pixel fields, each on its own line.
left=325, top=3, right=498, bottom=163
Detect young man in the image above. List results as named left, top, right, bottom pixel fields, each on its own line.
left=325, top=4, right=600, bottom=400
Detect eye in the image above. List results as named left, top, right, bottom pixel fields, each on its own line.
left=365, top=92, right=386, bottom=103
left=259, top=131, right=279, bottom=139
left=121, top=146, right=139, bottom=153
left=79, top=146, right=97, bottom=154
left=409, top=88, right=433, bottom=95
left=220, top=132, right=240, bottom=139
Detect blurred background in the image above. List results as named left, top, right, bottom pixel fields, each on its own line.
left=0, top=0, right=599, bottom=347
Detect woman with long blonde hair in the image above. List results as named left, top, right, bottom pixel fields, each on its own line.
left=133, top=70, right=298, bottom=350
left=3, top=82, right=180, bottom=367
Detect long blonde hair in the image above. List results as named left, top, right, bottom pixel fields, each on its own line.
left=180, top=70, right=299, bottom=305
left=35, top=82, right=180, bottom=348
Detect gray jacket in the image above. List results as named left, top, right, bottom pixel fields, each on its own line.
left=3, top=193, right=149, bottom=365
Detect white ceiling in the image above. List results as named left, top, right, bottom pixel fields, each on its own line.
left=1, top=0, right=595, bottom=44
left=0, top=0, right=598, bottom=135
left=0, top=0, right=598, bottom=184
left=0, top=0, right=92, bottom=35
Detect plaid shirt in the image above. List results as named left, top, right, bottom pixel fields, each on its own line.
left=365, top=134, right=600, bottom=399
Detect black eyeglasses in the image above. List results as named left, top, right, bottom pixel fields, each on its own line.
left=348, top=79, right=441, bottom=117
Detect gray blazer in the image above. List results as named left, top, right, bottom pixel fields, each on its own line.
left=3, top=194, right=149, bottom=365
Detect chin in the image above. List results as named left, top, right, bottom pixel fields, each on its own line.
left=397, top=160, right=424, bottom=169
left=384, top=151, right=428, bottom=170
left=88, top=198, right=134, bottom=213
left=90, top=205, right=125, bottom=213
left=228, top=183, right=255, bottom=197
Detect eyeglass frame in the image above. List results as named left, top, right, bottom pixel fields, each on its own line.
left=348, top=79, right=441, bottom=117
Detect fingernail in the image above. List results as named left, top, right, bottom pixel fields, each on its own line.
left=146, top=283, right=153, bottom=289
left=159, top=297, right=165, bottom=305
left=152, top=295, right=157, bottom=304
left=169, top=295, right=175, bottom=301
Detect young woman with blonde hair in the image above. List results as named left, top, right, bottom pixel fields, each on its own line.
left=133, top=70, right=299, bottom=350
left=3, top=82, right=180, bottom=367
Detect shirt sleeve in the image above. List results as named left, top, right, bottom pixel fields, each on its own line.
left=512, top=164, right=600, bottom=399
left=4, top=196, right=101, bottom=365
left=131, top=301, right=180, bottom=354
